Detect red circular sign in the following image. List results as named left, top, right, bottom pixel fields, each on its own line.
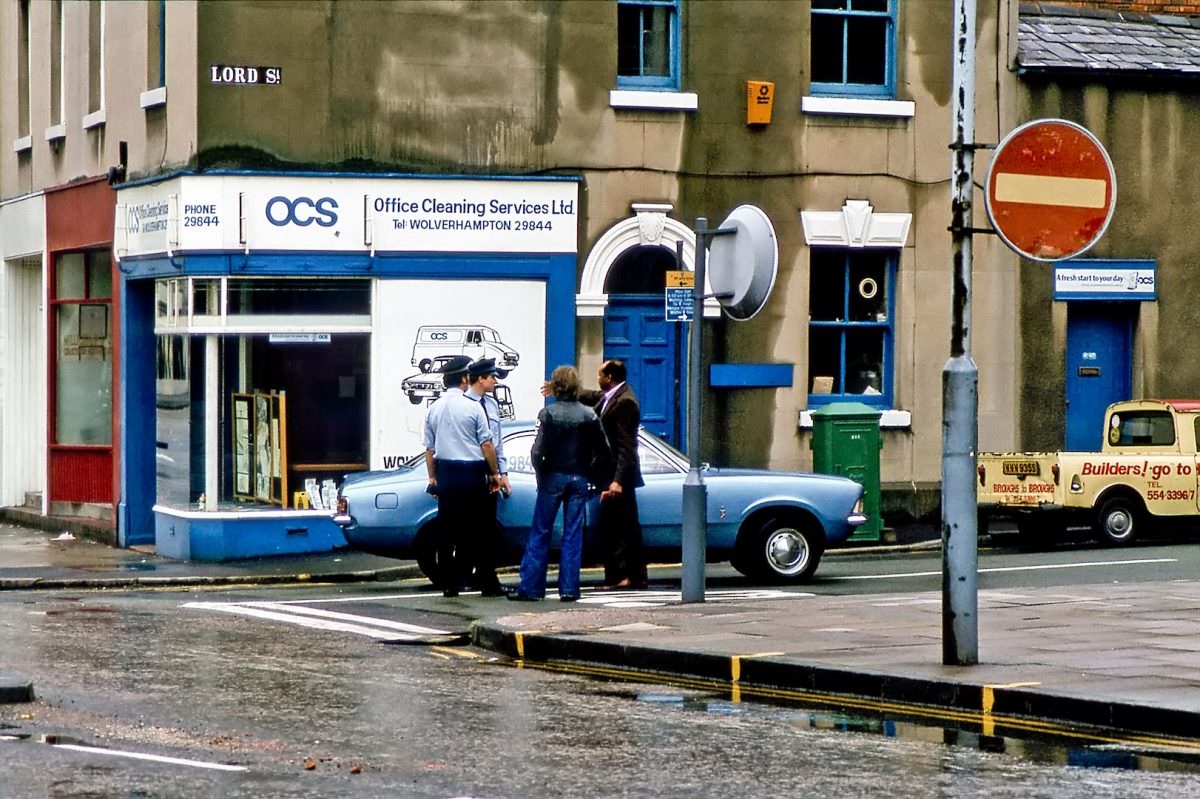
left=984, top=119, right=1116, bottom=262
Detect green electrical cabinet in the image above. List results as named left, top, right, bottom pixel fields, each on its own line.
left=810, top=402, right=882, bottom=542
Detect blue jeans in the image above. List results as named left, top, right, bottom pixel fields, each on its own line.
left=517, top=472, right=589, bottom=599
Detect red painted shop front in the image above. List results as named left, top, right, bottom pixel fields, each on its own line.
left=45, top=178, right=117, bottom=511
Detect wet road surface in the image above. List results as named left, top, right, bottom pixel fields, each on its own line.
left=4, top=586, right=1200, bottom=797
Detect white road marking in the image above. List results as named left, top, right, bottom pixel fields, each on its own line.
left=50, top=743, right=248, bottom=772
left=830, top=557, right=1177, bottom=582
left=241, top=601, right=449, bottom=634
left=183, top=601, right=448, bottom=640
left=578, top=588, right=811, bottom=608
left=259, top=593, right=423, bottom=605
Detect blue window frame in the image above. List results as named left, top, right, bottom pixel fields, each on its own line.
left=148, top=0, right=166, bottom=88
left=617, top=0, right=681, bottom=90
left=808, top=248, right=895, bottom=408
left=810, top=0, right=896, bottom=99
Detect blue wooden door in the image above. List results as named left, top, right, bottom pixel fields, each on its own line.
left=1065, top=304, right=1132, bottom=451
left=604, top=296, right=686, bottom=447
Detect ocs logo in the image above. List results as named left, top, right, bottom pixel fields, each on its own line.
left=265, top=196, right=339, bottom=228
left=1123, top=271, right=1154, bottom=291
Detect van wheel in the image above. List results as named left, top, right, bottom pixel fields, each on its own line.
left=497, top=369, right=510, bottom=379
left=407, top=395, right=422, bottom=405
left=419, top=358, right=433, bottom=372
left=1095, top=496, right=1140, bottom=546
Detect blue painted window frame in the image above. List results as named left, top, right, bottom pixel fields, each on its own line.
left=616, top=0, right=681, bottom=91
left=810, top=0, right=896, bottom=99
left=807, top=249, right=896, bottom=409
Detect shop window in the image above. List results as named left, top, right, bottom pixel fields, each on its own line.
left=810, top=0, right=896, bottom=99
left=617, top=0, right=681, bottom=91
left=808, top=248, right=895, bottom=408
left=155, top=334, right=195, bottom=508
left=154, top=332, right=370, bottom=512
left=227, top=278, right=370, bottom=316
left=153, top=277, right=372, bottom=511
left=154, top=277, right=371, bottom=331
left=53, top=251, right=113, bottom=446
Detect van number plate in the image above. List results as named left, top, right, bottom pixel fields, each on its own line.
left=1002, top=461, right=1041, bottom=476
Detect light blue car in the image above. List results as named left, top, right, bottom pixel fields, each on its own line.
left=334, top=424, right=866, bottom=585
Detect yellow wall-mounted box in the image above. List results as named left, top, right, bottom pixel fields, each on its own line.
left=746, top=80, right=775, bottom=125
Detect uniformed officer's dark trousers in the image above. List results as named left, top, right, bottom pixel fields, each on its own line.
left=434, top=459, right=489, bottom=594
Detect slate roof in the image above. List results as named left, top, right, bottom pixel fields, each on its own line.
left=1019, top=2, right=1200, bottom=76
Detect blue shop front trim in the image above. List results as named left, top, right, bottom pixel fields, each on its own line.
left=154, top=506, right=345, bottom=561
left=120, top=250, right=577, bottom=560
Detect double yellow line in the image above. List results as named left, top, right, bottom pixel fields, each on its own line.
left=497, top=637, right=1200, bottom=756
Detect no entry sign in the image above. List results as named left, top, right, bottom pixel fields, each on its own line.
left=984, top=119, right=1116, bottom=262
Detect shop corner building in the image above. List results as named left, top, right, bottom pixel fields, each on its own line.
left=0, top=0, right=1089, bottom=557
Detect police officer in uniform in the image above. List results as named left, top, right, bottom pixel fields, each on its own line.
left=466, top=357, right=509, bottom=596
left=423, top=355, right=500, bottom=597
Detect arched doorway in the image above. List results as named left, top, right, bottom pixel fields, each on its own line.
left=603, top=244, right=686, bottom=446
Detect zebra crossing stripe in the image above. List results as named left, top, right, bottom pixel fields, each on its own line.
left=182, top=601, right=450, bottom=640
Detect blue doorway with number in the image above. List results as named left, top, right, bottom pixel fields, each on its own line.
left=603, top=244, right=688, bottom=448
left=1065, top=303, right=1133, bottom=451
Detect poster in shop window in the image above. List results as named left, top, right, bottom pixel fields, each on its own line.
left=372, top=279, right=547, bottom=469
left=255, top=396, right=272, bottom=500
left=233, top=396, right=251, bottom=495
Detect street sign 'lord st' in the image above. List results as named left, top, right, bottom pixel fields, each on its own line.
left=984, top=119, right=1117, bottom=262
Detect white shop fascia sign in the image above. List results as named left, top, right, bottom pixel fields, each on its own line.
left=116, top=174, right=578, bottom=257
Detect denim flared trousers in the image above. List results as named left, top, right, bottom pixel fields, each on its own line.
left=516, top=471, right=589, bottom=599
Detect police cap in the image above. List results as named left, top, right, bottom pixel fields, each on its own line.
left=440, top=355, right=473, bottom=377
left=468, top=358, right=499, bottom=378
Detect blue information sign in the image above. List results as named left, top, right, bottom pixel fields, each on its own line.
left=665, top=287, right=694, bottom=322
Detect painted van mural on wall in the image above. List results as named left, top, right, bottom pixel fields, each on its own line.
left=373, top=279, right=546, bottom=469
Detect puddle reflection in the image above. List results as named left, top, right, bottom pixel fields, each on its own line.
left=623, top=687, right=1200, bottom=775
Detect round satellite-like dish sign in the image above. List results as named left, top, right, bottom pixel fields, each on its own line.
left=708, top=204, right=778, bottom=321
left=984, top=118, right=1116, bottom=262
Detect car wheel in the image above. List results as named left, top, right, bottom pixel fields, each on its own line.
left=496, top=369, right=510, bottom=379
left=407, top=395, right=423, bottom=405
left=1095, top=496, right=1140, bottom=546
left=419, top=359, right=433, bottom=372
left=743, top=517, right=823, bottom=583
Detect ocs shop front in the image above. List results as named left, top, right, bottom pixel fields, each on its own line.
left=115, top=172, right=578, bottom=559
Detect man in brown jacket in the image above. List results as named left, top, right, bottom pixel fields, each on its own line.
left=577, top=359, right=646, bottom=589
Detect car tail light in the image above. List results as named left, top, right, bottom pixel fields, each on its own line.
left=854, top=498, right=863, bottom=515
left=336, top=495, right=348, bottom=516
left=1052, top=463, right=1060, bottom=485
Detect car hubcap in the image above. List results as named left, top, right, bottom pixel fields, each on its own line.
left=765, top=528, right=809, bottom=576
left=1106, top=509, right=1133, bottom=540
